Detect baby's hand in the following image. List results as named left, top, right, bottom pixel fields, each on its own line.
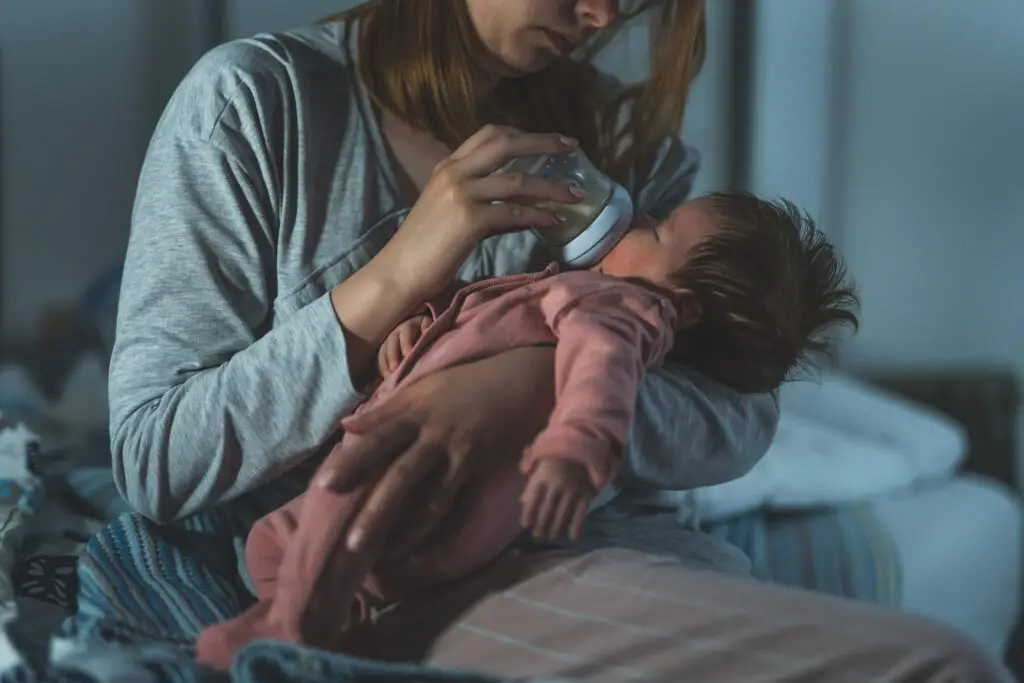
left=378, top=314, right=431, bottom=379
left=520, top=460, right=596, bottom=541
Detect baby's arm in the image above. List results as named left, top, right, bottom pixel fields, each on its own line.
left=378, top=315, right=432, bottom=378
left=521, top=284, right=676, bottom=528
left=377, top=279, right=472, bottom=378
left=520, top=458, right=595, bottom=540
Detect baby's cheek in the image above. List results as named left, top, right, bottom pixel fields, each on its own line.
left=601, top=237, right=644, bottom=276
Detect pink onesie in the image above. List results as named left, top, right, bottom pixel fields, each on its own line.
left=195, top=264, right=677, bottom=668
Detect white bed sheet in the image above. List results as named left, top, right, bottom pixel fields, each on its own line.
left=870, top=474, right=1022, bottom=657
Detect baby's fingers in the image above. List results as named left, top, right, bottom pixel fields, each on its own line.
left=533, top=488, right=561, bottom=540
left=378, top=339, right=395, bottom=377
left=398, top=323, right=418, bottom=357
left=549, top=492, right=581, bottom=540
left=385, top=337, right=402, bottom=375
left=569, top=498, right=589, bottom=541
left=519, top=478, right=543, bottom=530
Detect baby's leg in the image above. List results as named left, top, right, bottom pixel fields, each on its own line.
left=263, top=479, right=379, bottom=643
left=196, top=436, right=382, bottom=669
left=382, top=459, right=529, bottom=594
left=245, top=495, right=305, bottom=600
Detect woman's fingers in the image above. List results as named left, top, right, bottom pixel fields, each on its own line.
left=387, top=469, right=461, bottom=556
left=341, top=398, right=405, bottom=435
left=317, top=420, right=417, bottom=491
left=520, top=478, right=541, bottom=530
left=534, top=487, right=558, bottom=539
left=387, top=125, right=578, bottom=300
left=387, top=342, right=400, bottom=374
left=457, top=131, right=578, bottom=178
left=569, top=499, right=588, bottom=540
left=398, top=323, right=417, bottom=357
left=382, top=337, right=399, bottom=375
left=475, top=202, right=566, bottom=235
left=551, top=492, right=577, bottom=540
left=446, top=124, right=519, bottom=163
left=347, top=442, right=443, bottom=551
left=468, top=172, right=584, bottom=205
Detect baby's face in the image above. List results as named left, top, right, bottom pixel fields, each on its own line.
left=596, top=199, right=716, bottom=285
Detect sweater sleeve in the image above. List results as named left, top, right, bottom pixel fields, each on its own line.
left=109, top=49, right=367, bottom=523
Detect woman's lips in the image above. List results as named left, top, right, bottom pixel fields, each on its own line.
left=542, top=29, right=575, bottom=56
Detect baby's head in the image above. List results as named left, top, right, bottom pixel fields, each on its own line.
left=597, top=191, right=860, bottom=393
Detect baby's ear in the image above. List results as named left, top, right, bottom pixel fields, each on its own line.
left=671, top=288, right=702, bottom=329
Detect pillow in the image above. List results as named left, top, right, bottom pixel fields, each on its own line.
left=691, top=371, right=968, bottom=522
left=774, top=371, right=969, bottom=481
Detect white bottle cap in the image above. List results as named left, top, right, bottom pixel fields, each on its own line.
left=554, top=182, right=633, bottom=267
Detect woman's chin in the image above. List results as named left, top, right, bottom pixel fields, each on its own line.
left=498, top=49, right=556, bottom=78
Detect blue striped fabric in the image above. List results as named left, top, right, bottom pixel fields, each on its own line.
left=0, top=639, right=515, bottom=683
left=62, top=462, right=901, bottom=683
left=70, top=501, right=902, bottom=651
left=67, top=509, right=526, bottom=683
left=71, top=460, right=328, bottom=649
left=72, top=510, right=249, bottom=650
left=705, top=504, right=902, bottom=606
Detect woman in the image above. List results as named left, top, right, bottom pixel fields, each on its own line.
left=106, top=0, right=1008, bottom=680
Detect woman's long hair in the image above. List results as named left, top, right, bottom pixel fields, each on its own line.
left=319, top=0, right=706, bottom=184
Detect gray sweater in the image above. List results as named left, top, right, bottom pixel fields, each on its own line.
left=110, top=20, right=779, bottom=524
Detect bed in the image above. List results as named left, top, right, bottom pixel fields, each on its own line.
left=874, top=474, right=1021, bottom=657
left=863, top=370, right=1024, bottom=661
left=706, top=368, right=1024, bottom=662
left=0, top=289, right=1021, bottom=680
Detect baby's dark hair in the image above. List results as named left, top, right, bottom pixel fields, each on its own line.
left=667, top=191, right=860, bottom=394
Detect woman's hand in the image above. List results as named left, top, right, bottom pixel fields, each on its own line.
left=376, top=125, right=584, bottom=303
left=329, top=126, right=580, bottom=381
left=316, top=346, right=557, bottom=553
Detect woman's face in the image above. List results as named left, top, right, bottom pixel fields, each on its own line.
left=465, top=0, right=622, bottom=76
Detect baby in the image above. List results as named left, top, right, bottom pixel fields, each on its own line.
left=196, top=190, right=859, bottom=667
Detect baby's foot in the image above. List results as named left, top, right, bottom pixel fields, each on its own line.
left=195, top=598, right=376, bottom=669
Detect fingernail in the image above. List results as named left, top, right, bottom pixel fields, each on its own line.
left=554, top=212, right=567, bottom=224
left=567, top=180, right=586, bottom=198
left=559, top=135, right=579, bottom=147
left=315, top=471, right=335, bottom=488
left=347, top=529, right=363, bottom=551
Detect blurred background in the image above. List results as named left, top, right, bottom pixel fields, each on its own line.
left=0, top=0, right=1022, bottom=673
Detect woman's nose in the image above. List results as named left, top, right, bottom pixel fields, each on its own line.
left=576, top=0, right=621, bottom=29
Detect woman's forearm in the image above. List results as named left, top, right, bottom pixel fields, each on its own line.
left=114, top=254, right=421, bottom=525
left=622, top=364, right=780, bottom=490
left=330, top=258, right=423, bottom=385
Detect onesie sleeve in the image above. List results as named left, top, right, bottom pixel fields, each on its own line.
left=418, top=279, right=471, bottom=321
left=521, top=283, right=676, bottom=490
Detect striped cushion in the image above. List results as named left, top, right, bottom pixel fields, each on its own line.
left=706, top=504, right=902, bottom=607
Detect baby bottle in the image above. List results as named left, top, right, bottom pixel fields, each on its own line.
left=496, top=148, right=633, bottom=268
